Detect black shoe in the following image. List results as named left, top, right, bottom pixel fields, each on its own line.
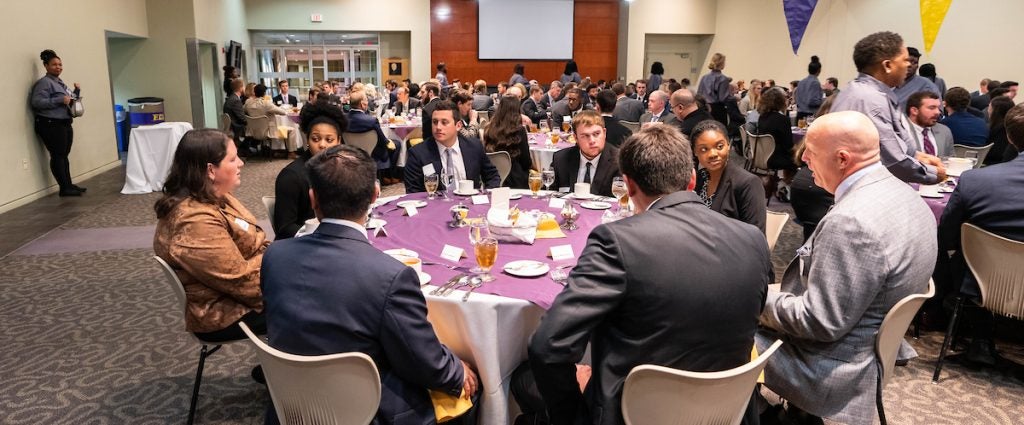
left=72, top=185, right=87, bottom=192
left=964, top=339, right=1000, bottom=367
left=59, top=188, right=83, bottom=197
left=895, top=358, right=910, bottom=367
left=782, top=403, right=824, bottom=425
left=251, top=365, right=266, bottom=385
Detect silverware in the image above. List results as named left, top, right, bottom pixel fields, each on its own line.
left=423, top=261, right=468, bottom=271
left=462, top=276, right=483, bottom=302
left=430, top=274, right=464, bottom=295
left=440, top=276, right=471, bottom=296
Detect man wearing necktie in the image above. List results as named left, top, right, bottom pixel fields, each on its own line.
left=551, top=110, right=621, bottom=197
left=906, top=91, right=954, bottom=158
left=403, top=100, right=501, bottom=193
left=639, top=91, right=673, bottom=127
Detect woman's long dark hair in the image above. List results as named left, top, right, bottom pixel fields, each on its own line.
left=483, top=95, right=525, bottom=159
left=154, top=129, right=231, bottom=219
left=563, top=60, right=578, bottom=75
left=989, top=96, right=1015, bottom=130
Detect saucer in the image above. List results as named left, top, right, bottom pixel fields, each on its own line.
left=504, top=260, right=550, bottom=277
left=454, top=189, right=480, bottom=196
left=397, top=200, right=427, bottom=208
left=580, top=201, right=612, bottom=210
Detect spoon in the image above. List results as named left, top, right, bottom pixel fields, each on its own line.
left=462, top=276, right=483, bottom=302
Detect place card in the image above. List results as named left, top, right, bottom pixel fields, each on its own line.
left=558, top=187, right=571, bottom=193
left=422, top=163, right=436, bottom=176
left=491, top=187, right=511, bottom=211
left=548, top=244, right=575, bottom=261
left=440, top=244, right=465, bottom=262
left=404, top=205, right=419, bottom=217
left=548, top=197, right=566, bottom=209
left=471, top=195, right=489, bottom=205
left=373, top=226, right=388, bottom=238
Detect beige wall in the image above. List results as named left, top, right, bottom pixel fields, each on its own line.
left=244, top=0, right=431, bottom=82
left=625, top=0, right=717, bottom=81
left=0, top=0, right=149, bottom=211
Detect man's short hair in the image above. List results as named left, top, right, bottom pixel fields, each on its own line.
left=432, top=99, right=462, bottom=122
left=1005, top=103, right=1024, bottom=152
left=348, top=90, right=366, bottom=109
left=635, top=79, right=647, bottom=86
left=1000, top=80, right=1019, bottom=89
left=618, top=125, right=693, bottom=196
left=530, top=85, right=543, bottom=95
left=648, top=90, right=668, bottom=103
left=827, top=77, right=839, bottom=87
left=596, top=89, right=617, bottom=113
left=944, top=87, right=971, bottom=111
left=422, top=82, right=440, bottom=97
left=277, top=80, right=288, bottom=88
left=549, top=81, right=563, bottom=90
left=988, top=87, right=1010, bottom=98
left=611, top=82, right=626, bottom=96
left=566, top=87, right=583, bottom=98
left=906, top=46, right=921, bottom=58
left=497, top=81, right=509, bottom=89
left=306, top=145, right=377, bottom=221
left=230, top=78, right=244, bottom=92
left=473, top=80, right=487, bottom=93
left=451, top=89, right=473, bottom=104
left=571, top=110, right=604, bottom=133
left=987, top=80, right=1002, bottom=91
left=853, top=31, right=904, bottom=72
left=254, top=84, right=268, bottom=98
left=906, top=91, right=940, bottom=115
left=671, top=89, right=696, bottom=108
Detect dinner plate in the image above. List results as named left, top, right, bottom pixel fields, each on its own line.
left=454, top=189, right=480, bottom=196
left=504, top=260, right=550, bottom=277
left=397, top=200, right=427, bottom=208
left=919, top=193, right=944, bottom=199
left=366, top=218, right=388, bottom=228
left=418, top=272, right=432, bottom=285
left=580, top=201, right=612, bottom=210
left=508, top=193, right=523, bottom=200
left=384, top=248, right=419, bottom=258
left=571, top=192, right=597, bottom=200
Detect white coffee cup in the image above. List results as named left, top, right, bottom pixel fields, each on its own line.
left=946, top=157, right=973, bottom=176
left=458, top=179, right=474, bottom=193
left=391, top=254, right=422, bottom=273
left=574, top=182, right=591, bottom=198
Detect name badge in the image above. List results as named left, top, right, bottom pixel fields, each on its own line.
left=549, top=244, right=575, bottom=261
left=440, top=244, right=465, bottom=262
left=233, top=217, right=250, bottom=232
left=548, top=198, right=566, bottom=209
left=422, top=164, right=436, bottom=176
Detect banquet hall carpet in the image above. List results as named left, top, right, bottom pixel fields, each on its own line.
left=0, top=158, right=1021, bottom=424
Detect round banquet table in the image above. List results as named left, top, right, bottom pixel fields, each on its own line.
left=383, top=121, right=422, bottom=167
left=121, top=122, right=193, bottom=194
left=370, top=189, right=610, bottom=425
left=911, top=183, right=954, bottom=223
left=527, top=132, right=574, bottom=170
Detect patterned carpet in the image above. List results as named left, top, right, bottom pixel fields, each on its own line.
left=1, top=158, right=1022, bottom=424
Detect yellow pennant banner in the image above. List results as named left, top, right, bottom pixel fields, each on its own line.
left=920, top=0, right=953, bottom=53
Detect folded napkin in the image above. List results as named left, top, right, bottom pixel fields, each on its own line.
left=535, top=214, right=565, bottom=239
left=487, top=208, right=538, bottom=244
left=430, top=389, right=473, bottom=422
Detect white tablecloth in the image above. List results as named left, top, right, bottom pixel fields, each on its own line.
left=424, top=289, right=545, bottom=425
left=121, top=122, right=193, bottom=194
left=383, top=122, right=421, bottom=167
left=275, top=114, right=303, bottom=151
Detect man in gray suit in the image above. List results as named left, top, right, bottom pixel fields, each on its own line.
left=757, top=111, right=936, bottom=424
left=611, top=82, right=644, bottom=123
left=906, top=91, right=953, bottom=157
left=639, top=90, right=673, bottom=126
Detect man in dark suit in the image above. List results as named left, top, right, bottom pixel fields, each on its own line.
left=550, top=110, right=621, bottom=197
left=611, top=82, right=644, bottom=123
left=420, top=83, right=442, bottom=140
left=347, top=91, right=400, bottom=184
left=594, top=90, right=632, bottom=148
left=261, top=144, right=478, bottom=425
left=526, top=124, right=772, bottom=425
left=936, top=103, right=1024, bottom=365
left=638, top=90, right=672, bottom=125
left=272, top=80, right=298, bottom=107
left=393, top=86, right=422, bottom=115
left=222, top=78, right=250, bottom=151
left=668, top=88, right=711, bottom=138
left=539, top=80, right=563, bottom=110
left=550, top=87, right=591, bottom=129
left=522, top=85, right=547, bottom=125
left=404, top=100, right=501, bottom=193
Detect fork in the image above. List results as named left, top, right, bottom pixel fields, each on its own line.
left=461, top=276, right=483, bottom=302
left=422, top=261, right=468, bottom=271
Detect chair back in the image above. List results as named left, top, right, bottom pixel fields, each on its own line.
left=478, top=111, right=490, bottom=122
left=220, top=113, right=232, bottom=133
left=404, top=127, right=425, bottom=147
left=239, top=322, right=382, bottom=425
left=874, top=279, right=934, bottom=387
left=952, top=144, right=994, bottom=168
left=262, top=196, right=276, bottom=221
left=621, top=340, right=784, bottom=425
left=765, top=211, right=789, bottom=252
left=962, top=223, right=1024, bottom=318
left=744, top=130, right=776, bottom=173
left=154, top=256, right=187, bottom=309
left=620, top=121, right=640, bottom=133
left=487, top=151, right=513, bottom=185
left=343, top=131, right=379, bottom=156
left=245, top=114, right=274, bottom=140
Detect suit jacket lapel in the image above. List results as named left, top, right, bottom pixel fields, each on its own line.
left=426, top=141, right=445, bottom=186
left=709, top=164, right=735, bottom=212
left=565, top=147, right=581, bottom=186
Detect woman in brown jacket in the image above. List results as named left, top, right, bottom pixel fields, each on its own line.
left=154, top=128, right=269, bottom=342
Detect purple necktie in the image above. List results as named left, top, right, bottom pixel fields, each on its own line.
left=922, top=129, right=935, bottom=156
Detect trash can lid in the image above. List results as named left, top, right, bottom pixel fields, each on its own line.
left=128, top=97, right=164, bottom=103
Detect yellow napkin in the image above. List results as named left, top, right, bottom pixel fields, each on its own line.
left=409, top=137, right=424, bottom=147
left=276, top=125, right=292, bottom=139
left=430, top=389, right=473, bottom=423
left=751, top=345, right=764, bottom=384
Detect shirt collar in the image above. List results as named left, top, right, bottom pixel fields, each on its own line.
left=835, top=162, right=884, bottom=201
left=580, top=151, right=601, bottom=166
left=321, top=218, right=368, bottom=240
left=908, top=119, right=926, bottom=136
left=436, top=139, right=462, bottom=156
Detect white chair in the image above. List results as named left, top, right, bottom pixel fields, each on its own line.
left=478, top=111, right=490, bottom=122
left=262, top=196, right=276, bottom=222
left=621, top=340, right=784, bottom=425
left=933, top=224, right=1024, bottom=383
left=343, top=131, right=380, bottom=156
left=238, top=322, right=382, bottom=425
left=154, top=256, right=247, bottom=425
left=620, top=121, right=640, bottom=133
left=765, top=211, right=789, bottom=252
left=245, top=114, right=280, bottom=157
left=487, top=151, right=512, bottom=185
left=220, top=113, right=232, bottom=133
left=952, top=143, right=994, bottom=168
left=874, top=279, right=934, bottom=424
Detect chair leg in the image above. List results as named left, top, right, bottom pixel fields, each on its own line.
left=933, top=297, right=965, bottom=383
left=188, top=344, right=222, bottom=425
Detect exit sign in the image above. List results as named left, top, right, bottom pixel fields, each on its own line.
left=311, top=13, right=323, bottom=23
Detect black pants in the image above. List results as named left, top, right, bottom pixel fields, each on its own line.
left=709, top=103, right=729, bottom=126
left=34, top=117, right=75, bottom=191
left=193, top=309, right=267, bottom=342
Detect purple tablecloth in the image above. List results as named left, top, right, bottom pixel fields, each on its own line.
left=910, top=183, right=953, bottom=223
left=372, top=192, right=607, bottom=309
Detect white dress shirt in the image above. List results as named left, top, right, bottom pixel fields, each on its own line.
left=319, top=218, right=367, bottom=240
left=436, top=141, right=467, bottom=182
left=577, top=152, right=601, bottom=184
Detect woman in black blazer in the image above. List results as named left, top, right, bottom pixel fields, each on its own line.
left=691, top=120, right=767, bottom=233
left=483, top=95, right=535, bottom=189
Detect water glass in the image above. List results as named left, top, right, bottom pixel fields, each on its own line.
left=542, top=168, right=555, bottom=196
left=424, top=174, right=439, bottom=200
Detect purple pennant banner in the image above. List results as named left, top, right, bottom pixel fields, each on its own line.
left=784, top=0, right=819, bottom=54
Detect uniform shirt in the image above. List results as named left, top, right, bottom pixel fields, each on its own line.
left=795, top=75, right=824, bottom=114
left=697, top=70, right=732, bottom=104
left=31, top=74, right=74, bottom=119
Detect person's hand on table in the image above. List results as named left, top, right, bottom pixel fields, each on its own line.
left=461, top=360, right=479, bottom=398
left=915, top=152, right=948, bottom=183
left=575, top=364, right=592, bottom=393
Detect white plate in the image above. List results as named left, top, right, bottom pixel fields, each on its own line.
left=454, top=189, right=480, bottom=196
left=508, top=193, right=523, bottom=200
left=503, top=260, right=551, bottom=277
left=384, top=248, right=419, bottom=258
left=919, top=193, right=944, bottom=199
left=571, top=192, right=597, bottom=200
left=580, top=201, right=612, bottom=210
left=397, top=200, right=427, bottom=208
left=366, top=218, right=388, bottom=229
left=418, top=272, right=431, bottom=285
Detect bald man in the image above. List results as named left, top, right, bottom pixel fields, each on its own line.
left=756, top=112, right=936, bottom=424
left=668, top=88, right=710, bottom=137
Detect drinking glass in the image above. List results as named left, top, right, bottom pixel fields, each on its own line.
left=474, top=237, right=498, bottom=282
left=528, top=174, right=543, bottom=198
left=539, top=120, right=550, bottom=133
left=542, top=168, right=555, bottom=196
left=424, top=174, right=439, bottom=200
left=443, top=173, right=455, bottom=201
left=963, top=151, right=979, bottom=168
left=611, top=177, right=629, bottom=215
left=468, top=219, right=490, bottom=273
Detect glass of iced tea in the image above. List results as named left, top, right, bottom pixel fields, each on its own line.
left=551, top=132, right=560, bottom=144
left=529, top=172, right=543, bottom=198
left=475, top=237, right=498, bottom=282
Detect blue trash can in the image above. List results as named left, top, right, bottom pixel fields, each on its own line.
left=127, top=97, right=165, bottom=128
left=114, top=104, right=127, bottom=151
